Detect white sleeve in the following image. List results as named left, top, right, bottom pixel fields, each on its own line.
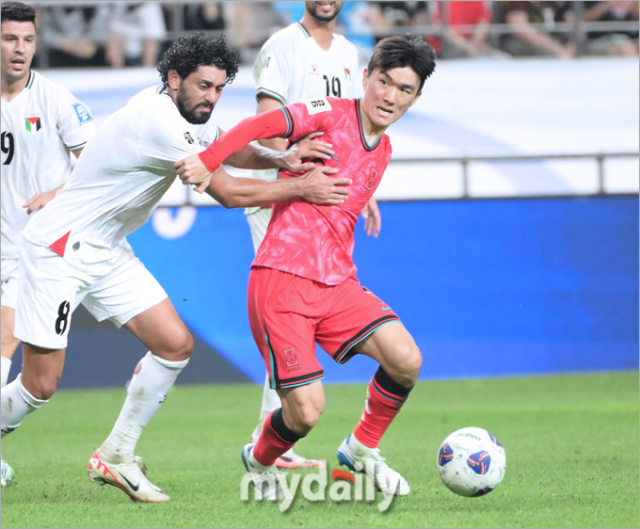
left=253, top=35, right=295, bottom=105
left=55, top=87, right=96, bottom=152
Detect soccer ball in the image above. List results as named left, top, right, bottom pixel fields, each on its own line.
left=437, top=427, right=506, bottom=497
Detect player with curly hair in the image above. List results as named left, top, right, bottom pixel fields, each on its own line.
left=0, top=32, right=349, bottom=503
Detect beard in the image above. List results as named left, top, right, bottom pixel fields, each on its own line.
left=307, top=2, right=342, bottom=22
left=176, top=91, right=213, bottom=125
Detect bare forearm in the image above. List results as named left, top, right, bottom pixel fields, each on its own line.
left=258, top=136, right=288, bottom=151
left=205, top=166, right=302, bottom=209
left=224, top=142, right=284, bottom=170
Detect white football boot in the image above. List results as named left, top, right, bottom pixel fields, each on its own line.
left=337, top=434, right=410, bottom=496
left=1, top=457, right=15, bottom=487
left=241, top=443, right=292, bottom=501
left=87, top=449, right=169, bottom=503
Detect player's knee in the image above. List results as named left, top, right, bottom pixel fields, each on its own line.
left=389, top=342, right=422, bottom=387
left=159, top=328, right=193, bottom=361
left=29, top=373, right=60, bottom=400
left=291, top=402, right=324, bottom=434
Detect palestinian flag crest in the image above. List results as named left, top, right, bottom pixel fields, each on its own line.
left=25, top=116, right=41, bottom=133
left=344, top=68, right=351, bottom=81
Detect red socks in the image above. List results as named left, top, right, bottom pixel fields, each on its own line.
left=353, top=367, right=413, bottom=449
left=253, top=368, right=412, bottom=464
left=253, top=408, right=302, bottom=466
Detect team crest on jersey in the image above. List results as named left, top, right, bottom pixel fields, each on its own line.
left=25, top=116, right=41, bottom=133
left=183, top=131, right=195, bottom=144
left=72, top=103, right=93, bottom=125
left=305, top=97, right=332, bottom=115
left=344, top=68, right=351, bottom=81
left=360, top=165, right=379, bottom=194
left=283, top=347, right=299, bottom=368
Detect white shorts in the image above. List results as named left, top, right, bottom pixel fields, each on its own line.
left=245, top=207, right=272, bottom=254
left=1, top=258, right=19, bottom=309
left=14, top=242, right=167, bottom=350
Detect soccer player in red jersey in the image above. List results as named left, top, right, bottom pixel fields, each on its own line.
left=176, top=35, right=436, bottom=499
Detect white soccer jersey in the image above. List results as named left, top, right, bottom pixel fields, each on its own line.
left=192, top=115, right=220, bottom=149
left=1, top=71, right=95, bottom=259
left=254, top=21, right=359, bottom=105
left=22, top=85, right=208, bottom=274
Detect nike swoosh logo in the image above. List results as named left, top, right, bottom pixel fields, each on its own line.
left=120, top=474, right=140, bottom=492
left=381, top=306, right=391, bottom=311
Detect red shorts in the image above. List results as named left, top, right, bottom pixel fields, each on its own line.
left=247, top=267, right=400, bottom=389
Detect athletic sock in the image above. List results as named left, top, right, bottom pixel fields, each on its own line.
left=1, top=356, right=11, bottom=388
left=102, top=352, right=188, bottom=462
left=253, top=408, right=303, bottom=467
left=353, top=367, right=413, bottom=449
left=252, top=373, right=282, bottom=439
left=1, top=374, right=48, bottom=437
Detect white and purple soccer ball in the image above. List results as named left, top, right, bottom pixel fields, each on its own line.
left=437, top=427, right=506, bottom=497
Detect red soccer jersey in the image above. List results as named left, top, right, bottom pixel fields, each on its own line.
left=252, top=97, right=392, bottom=286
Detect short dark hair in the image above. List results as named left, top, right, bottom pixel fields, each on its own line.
left=1, top=1, right=36, bottom=27
left=367, top=35, right=436, bottom=93
left=157, top=33, right=240, bottom=86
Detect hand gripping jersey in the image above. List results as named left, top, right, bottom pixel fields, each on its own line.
left=250, top=21, right=359, bottom=188
left=22, top=86, right=207, bottom=274
left=199, top=96, right=392, bottom=286
left=1, top=71, right=95, bottom=259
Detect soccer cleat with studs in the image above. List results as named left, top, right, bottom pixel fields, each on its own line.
left=87, top=450, right=169, bottom=503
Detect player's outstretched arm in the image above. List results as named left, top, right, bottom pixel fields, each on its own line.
left=205, top=164, right=351, bottom=209
left=224, top=131, right=334, bottom=173
left=174, top=108, right=291, bottom=191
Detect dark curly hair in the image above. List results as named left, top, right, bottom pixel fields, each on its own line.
left=157, top=33, right=240, bottom=86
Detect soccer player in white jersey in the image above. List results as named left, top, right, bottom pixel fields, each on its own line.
left=0, top=1, right=95, bottom=487
left=0, top=33, right=350, bottom=503
left=246, top=0, right=382, bottom=469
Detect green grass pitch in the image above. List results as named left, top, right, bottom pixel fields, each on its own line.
left=1, top=371, right=638, bottom=528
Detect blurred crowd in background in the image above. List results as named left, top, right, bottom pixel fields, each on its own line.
left=26, top=1, right=640, bottom=69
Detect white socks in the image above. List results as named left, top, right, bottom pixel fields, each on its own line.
left=1, top=356, right=11, bottom=388
left=251, top=373, right=282, bottom=439
left=102, top=352, right=188, bottom=462
left=1, top=374, right=48, bottom=437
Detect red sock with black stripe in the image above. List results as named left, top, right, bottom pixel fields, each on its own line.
left=253, top=408, right=303, bottom=466
left=353, top=367, right=413, bottom=449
